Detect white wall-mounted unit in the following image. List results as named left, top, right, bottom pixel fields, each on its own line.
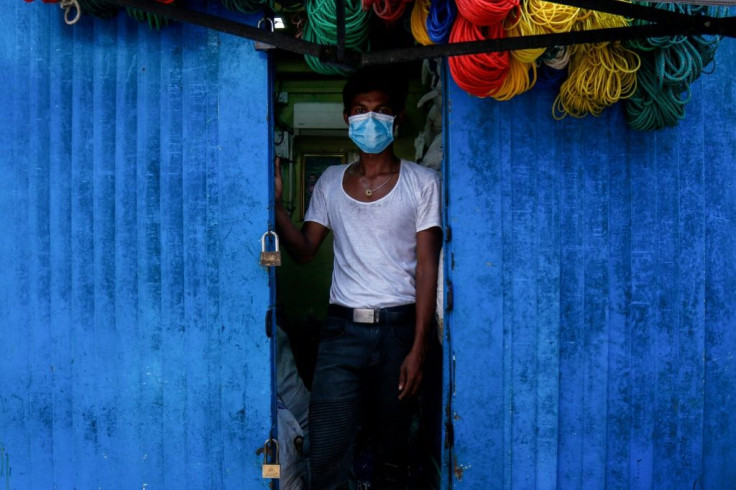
left=293, top=102, right=346, bottom=136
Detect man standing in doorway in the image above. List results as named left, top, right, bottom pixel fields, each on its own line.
left=275, top=65, right=442, bottom=490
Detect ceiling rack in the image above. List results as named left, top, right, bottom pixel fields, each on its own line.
left=105, top=0, right=735, bottom=68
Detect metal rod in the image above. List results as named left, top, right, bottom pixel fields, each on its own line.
left=549, top=0, right=714, bottom=26
left=362, top=22, right=729, bottom=65
left=103, top=0, right=734, bottom=69
left=107, top=0, right=324, bottom=57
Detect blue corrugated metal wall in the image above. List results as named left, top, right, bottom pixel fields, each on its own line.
left=0, top=3, right=272, bottom=488
left=444, top=42, right=736, bottom=488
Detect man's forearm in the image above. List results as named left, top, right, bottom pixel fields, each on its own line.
left=413, top=227, right=442, bottom=352
left=413, top=268, right=437, bottom=354
left=275, top=201, right=327, bottom=265
left=275, top=201, right=308, bottom=264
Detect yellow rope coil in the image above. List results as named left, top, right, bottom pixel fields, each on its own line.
left=505, top=5, right=547, bottom=63
left=574, top=8, right=630, bottom=32
left=491, top=57, right=537, bottom=101
left=525, top=0, right=589, bottom=34
left=411, top=0, right=434, bottom=46
left=553, top=42, right=641, bottom=119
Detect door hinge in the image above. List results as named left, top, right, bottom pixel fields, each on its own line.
left=444, top=225, right=452, bottom=243
left=446, top=280, right=453, bottom=311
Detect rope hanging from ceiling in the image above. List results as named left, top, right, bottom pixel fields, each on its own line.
left=364, top=0, right=413, bottom=22
left=448, top=16, right=510, bottom=97
left=623, top=2, right=727, bottom=130
left=410, top=0, right=434, bottom=45
left=302, top=0, right=370, bottom=75
left=126, top=0, right=175, bottom=29
left=426, top=0, right=457, bottom=44
left=27, top=0, right=734, bottom=130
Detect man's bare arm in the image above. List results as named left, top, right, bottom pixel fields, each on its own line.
left=275, top=157, right=329, bottom=264
left=398, top=226, right=442, bottom=400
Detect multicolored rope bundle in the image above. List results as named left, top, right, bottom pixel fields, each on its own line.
left=31, top=0, right=726, bottom=131
left=417, top=0, right=726, bottom=129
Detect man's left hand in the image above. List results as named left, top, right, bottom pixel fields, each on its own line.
left=398, top=346, right=426, bottom=400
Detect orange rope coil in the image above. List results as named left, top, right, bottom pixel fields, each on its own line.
left=491, top=57, right=537, bottom=101
left=411, top=0, right=434, bottom=45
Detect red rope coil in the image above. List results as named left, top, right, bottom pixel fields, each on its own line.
left=455, top=0, right=519, bottom=27
left=448, top=16, right=510, bottom=97
left=363, top=0, right=412, bottom=22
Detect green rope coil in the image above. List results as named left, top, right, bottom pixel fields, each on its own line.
left=624, top=3, right=728, bottom=130
left=77, top=0, right=117, bottom=18
left=303, top=0, right=370, bottom=75
left=272, top=0, right=305, bottom=13
left=126, top=6, right=171, bottom=30
left=220, top=0, right=270, bottom=14
left=624, top=53, right=690, bottom=131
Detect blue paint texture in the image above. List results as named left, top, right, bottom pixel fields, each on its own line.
left=4, top=2, right=736, bottom=490
left=1, top=3, right=271, bottom=488
left=445, top=40, right=736, bottom=489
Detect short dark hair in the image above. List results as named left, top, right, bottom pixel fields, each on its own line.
left=342, top=65, right=409, bottom=114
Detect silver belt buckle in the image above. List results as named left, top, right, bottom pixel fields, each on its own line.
left=353, top=308, right=378, bottom=324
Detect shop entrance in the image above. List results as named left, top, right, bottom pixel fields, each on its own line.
left=270, top=46, right=446, bottom=489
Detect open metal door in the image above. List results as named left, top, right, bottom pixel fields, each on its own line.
left=442, top=42, right=736, bottom=489
left=0, top=4, right=274, bottom=488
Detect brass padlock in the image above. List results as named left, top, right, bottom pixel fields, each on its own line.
left=260, top=231, right=281, bottom=267
left=262, top=439, right=281, bottom=479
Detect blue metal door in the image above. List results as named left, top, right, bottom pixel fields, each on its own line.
left=443, top=42, right=736, bottom=489
left=0, top=4, right=274, bottom=488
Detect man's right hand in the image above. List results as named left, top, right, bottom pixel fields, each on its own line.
left=273, top=156, right=329, bottom=265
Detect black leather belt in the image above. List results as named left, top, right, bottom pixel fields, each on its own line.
left=328, top=304, right=416, bottom=324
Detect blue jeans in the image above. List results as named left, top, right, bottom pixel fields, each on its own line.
left=308, top=308, right=417, bottom=490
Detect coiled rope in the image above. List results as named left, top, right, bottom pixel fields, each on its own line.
left=491, top=57, right=536, bottom=100
left=363, top=0, right=412, bottom=22
left=455, top=0, right=518, bottom=27
left=553, top=42, right=640, bottom=118
left=127, top=0, right=175, bottom=30
left=526, top=0, right=589, bottom=34
left=220, top=0, right=269, bottom=14
left=411, top=0, right=434, bottom=45
left=623, top=2, right=726, bottom=130
left=427, top=0, right=458, bottom=44
left=271, top=0, right=306, bottom=12
left=624, top=52, right=689, bottom=130
left=75, top=0, right=116, bottom=17
left=302, top=0, right=370, bottom=75
left=59, top=0, right=82, bottom=24
left=504, top=5, right=546, bottom=63
left=448, top=16, right=510, bottom=97
left=573, top=7, right=629, bottom=33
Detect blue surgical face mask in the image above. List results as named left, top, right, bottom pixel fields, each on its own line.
left=348, top=112, right=396, bottom=154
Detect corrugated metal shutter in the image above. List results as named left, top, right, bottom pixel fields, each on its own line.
left=0, top=4, right=272, bottom=488
left=444, top=41, right=736, bottom=489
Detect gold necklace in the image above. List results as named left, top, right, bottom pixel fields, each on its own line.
left=350, top=163, right=394, bottom=197
left=360, top=174, right=393, bottom=197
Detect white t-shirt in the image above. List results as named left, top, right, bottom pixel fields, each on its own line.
left=304, top=159, right=442, bottom=308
